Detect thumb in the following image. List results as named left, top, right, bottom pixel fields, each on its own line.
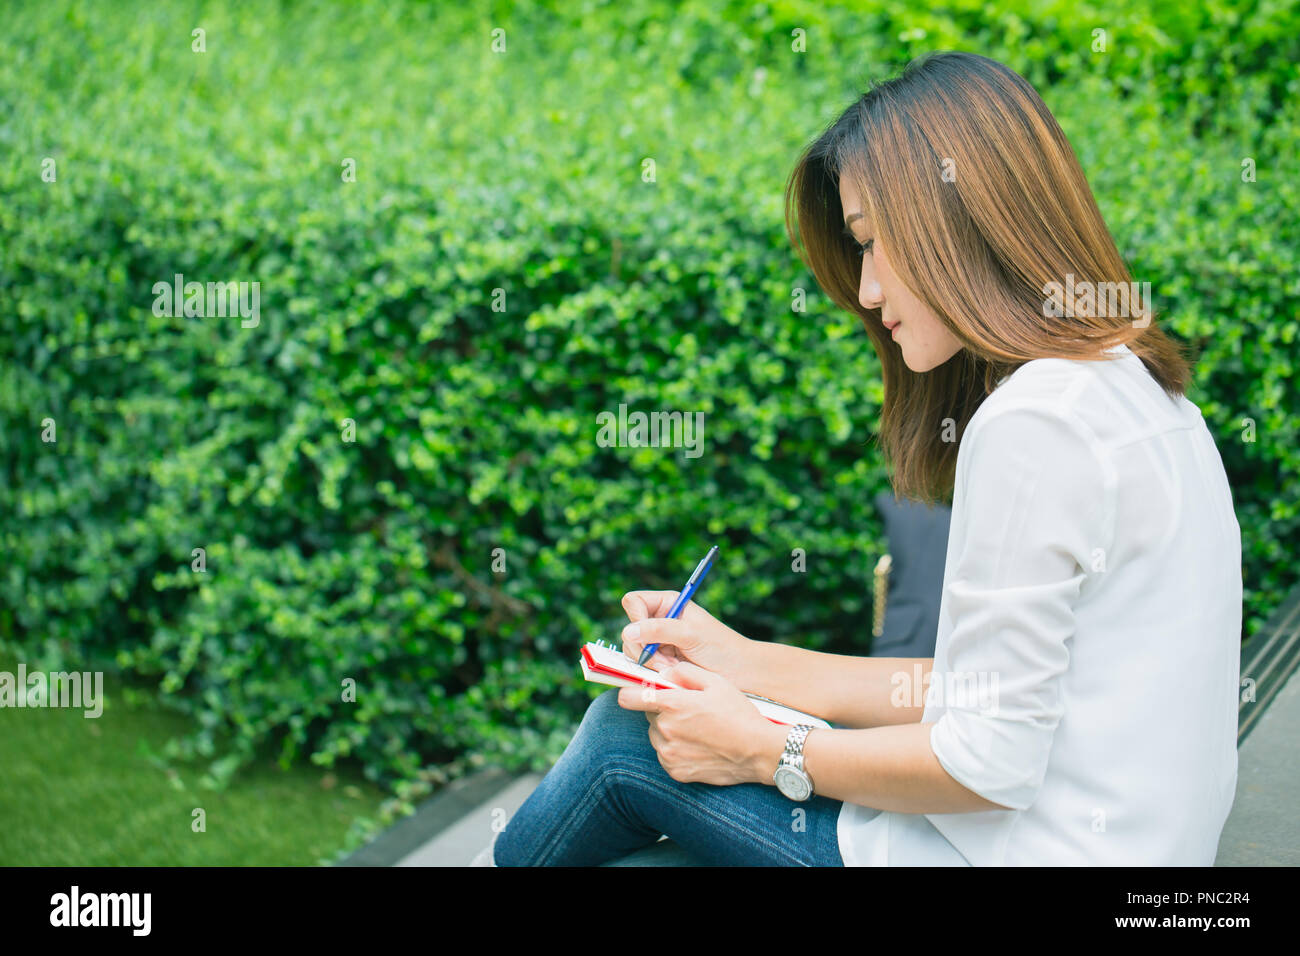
left=662, top=660, right=720, bottom=690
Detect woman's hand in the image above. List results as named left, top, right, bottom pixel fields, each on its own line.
left=619, top=590, right=755, bottom=686
left=617, top=661, right=783, bottom=786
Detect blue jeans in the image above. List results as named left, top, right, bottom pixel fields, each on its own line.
left=493, top=689, right=845, bottom=866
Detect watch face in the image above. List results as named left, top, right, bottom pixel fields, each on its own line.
left=774, top=766, right=812, bottom=801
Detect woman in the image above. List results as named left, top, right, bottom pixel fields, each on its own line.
left=483, top=51, right=1242, bottom=866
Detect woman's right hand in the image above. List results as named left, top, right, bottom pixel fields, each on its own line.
left=619, top=590, right=754, bottom=686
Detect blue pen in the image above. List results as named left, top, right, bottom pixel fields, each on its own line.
left=636, top=545, right=719, bottom=667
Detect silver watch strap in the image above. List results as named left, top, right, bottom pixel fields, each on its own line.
left=781, top=724, right=815, bottom=768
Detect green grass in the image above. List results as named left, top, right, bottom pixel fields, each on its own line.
left=0, top=651, right=391, bottom=865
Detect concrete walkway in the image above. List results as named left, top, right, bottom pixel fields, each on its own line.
left=1215, top=664, right=1300, bottom=865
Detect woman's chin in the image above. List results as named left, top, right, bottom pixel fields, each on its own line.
left=900, top=343, right=961, bottom=373
left=900, top=347, right=929, bottom=373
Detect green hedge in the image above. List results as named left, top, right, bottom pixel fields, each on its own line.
left=2, top=0, right=1297, bottom=787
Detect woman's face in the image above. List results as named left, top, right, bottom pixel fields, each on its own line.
left=838, top=174, right=964, bottom=373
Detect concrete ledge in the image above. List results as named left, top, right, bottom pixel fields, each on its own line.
left=336, top=767, right=529, bottom=866
left=1237, top=584, right=1300, bottom=745
left=395, top=772, right=543, bottom=866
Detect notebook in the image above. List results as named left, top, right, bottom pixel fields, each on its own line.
left=579, top=641, right=830, bottom=729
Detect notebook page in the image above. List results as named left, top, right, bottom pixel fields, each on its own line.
left=583, top=641, right=683, bottom=686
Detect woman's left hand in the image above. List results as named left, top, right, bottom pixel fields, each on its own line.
left=617, top=661, right=782, bottom=786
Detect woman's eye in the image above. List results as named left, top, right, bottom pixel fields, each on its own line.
left=854, top=239, right=874, bottom=257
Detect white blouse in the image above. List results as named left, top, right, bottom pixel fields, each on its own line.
left=838, top=344, right=1242, bottom=865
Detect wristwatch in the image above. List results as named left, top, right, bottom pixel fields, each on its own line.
left=773, top=724, right=816, bottom=801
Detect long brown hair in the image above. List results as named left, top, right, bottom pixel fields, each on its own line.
left=785, top=51, right=1190, bottom=503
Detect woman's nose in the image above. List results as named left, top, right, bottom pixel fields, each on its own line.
left=859, top=277, right=884, bottom=310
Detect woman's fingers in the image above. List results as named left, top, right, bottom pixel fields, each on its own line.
left=621, top=591, right=651, bottom=622
left=620, top=593, right=677, bottom=667
left=623, top=617, right=696, bottom=661
left=619, top=590, right=723, bottom=670
left=622, top=590, right=681, bottom=621
left=635, top=646, right=680, bottom=671
left=623, top=590, right=716, bottom=621
left=620, top=617, right=690, bottom=670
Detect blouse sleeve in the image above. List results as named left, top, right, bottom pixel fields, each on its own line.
left=927, top=399, right=1116, bottom=811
